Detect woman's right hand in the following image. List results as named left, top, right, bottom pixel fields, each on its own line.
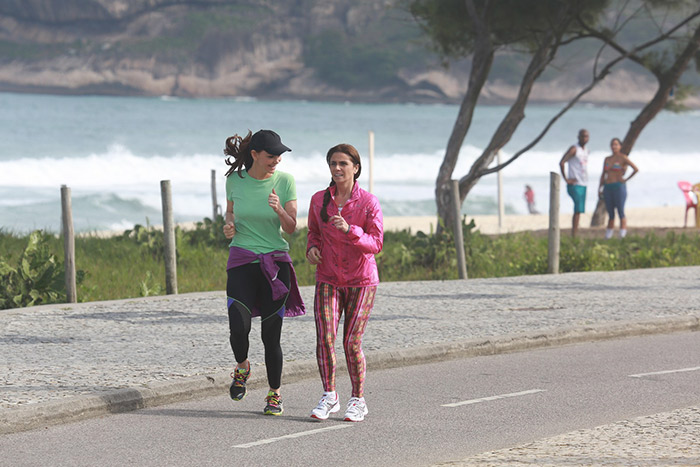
left=306, top=246, right=322, bottom=265
left=223, top=221, right=236, bottom=239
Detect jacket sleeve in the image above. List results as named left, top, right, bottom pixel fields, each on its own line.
left=306, top=195, right=322, bottom=253
left=346, top=196, right=383, bottom=254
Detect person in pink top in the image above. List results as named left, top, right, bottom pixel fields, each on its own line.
left=306, top=143, right=383, bottom=422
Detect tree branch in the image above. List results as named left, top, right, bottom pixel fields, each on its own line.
left=576, top=8, right=700, bottom=71
left=479, top=10, right=700, bottom=176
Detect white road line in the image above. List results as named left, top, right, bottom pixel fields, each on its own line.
left=233, top=425, right=352, bottom=448
left=441, top=389, right=546, bottom=408
left=628, top=366, right=700, bottom=378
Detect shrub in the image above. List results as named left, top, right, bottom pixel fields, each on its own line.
left=0, top=231, right=74, bottom=309
left=181, top=215, right=228, bottom=248
left=2, top=222, right=699, bottom=308
left=119, top=223, right=165, bottom=259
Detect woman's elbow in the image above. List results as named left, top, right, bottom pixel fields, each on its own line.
left=369, top=238, right=383, bottom=254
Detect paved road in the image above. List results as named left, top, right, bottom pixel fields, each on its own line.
left=1, top=332, right=699, bottom=466
left=2, top=266, right=700, bottom=463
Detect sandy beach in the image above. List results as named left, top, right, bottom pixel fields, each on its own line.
left=85, top=205, right=694, bottom=238
left=296, top=205, right=694, bottom=235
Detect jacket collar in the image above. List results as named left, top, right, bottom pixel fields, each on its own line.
left=330, top=181, right=360, bottom=203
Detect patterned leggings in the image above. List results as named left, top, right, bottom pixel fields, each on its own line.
left=314, top=282, right=376, bottom=398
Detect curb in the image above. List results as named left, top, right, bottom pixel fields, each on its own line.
left=2, top=314, right=698, bottom=435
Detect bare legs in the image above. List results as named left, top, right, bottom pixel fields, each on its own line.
left=571, top=212, right=581, bottom=237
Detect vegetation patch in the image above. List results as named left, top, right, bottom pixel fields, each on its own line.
left=1, top=218, right=699, bottom=309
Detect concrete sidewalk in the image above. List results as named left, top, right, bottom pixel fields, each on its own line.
left=436, top=405, right=700, bottom=466
left=2, top=267, right=700, bottom=462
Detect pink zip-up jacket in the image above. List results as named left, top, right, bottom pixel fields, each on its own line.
left=307, top=182, right=383, bottom=287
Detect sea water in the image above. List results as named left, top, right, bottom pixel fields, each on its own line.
left=1, top=92, right=698, bottom=233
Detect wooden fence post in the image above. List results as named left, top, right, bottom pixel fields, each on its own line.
left=547, top=172, right=560, bottom=274
left=60, top=185, right=77, bottom=303
left=160, top=180, right=178, bottom=294
left=451, top=180, right=468, bottom=279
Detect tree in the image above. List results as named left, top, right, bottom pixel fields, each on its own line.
left=406, top=0, right=700, bottom=229
left=585, top=4, right=700, bottom=225
left=408, top=0, right=609, bottom=228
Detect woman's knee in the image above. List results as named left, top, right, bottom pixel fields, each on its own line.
left=261, top=316, right=283, bottom=343
left=343, top=337, right=362, bottom=354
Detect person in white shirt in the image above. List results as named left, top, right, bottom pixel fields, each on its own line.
left=559, top=129, right=590, bottom=237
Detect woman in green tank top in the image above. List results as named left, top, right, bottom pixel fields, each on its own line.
left=221, top=129, right=305, bottom=416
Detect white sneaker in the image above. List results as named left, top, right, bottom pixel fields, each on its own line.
left=344, top=397, right=368, bottom=422
left=310, top=392, right=340, bottom=420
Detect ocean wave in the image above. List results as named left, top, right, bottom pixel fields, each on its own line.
left=0, top=141, right=696, bottom=235
left=3, top=143, right=695, bottom=189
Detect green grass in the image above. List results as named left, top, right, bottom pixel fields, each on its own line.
left=1, top=220, right=700, bottom=308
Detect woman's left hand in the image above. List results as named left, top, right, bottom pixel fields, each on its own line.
left=330, top=214, right=349, bottom=233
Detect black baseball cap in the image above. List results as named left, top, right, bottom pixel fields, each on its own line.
left=250, top=129, right=291, bottom=155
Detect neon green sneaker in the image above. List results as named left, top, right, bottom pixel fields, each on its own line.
left=229, top=367, right=250, bottom=401
left=263, top=391, right=283, bottom=416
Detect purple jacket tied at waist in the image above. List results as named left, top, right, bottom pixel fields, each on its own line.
left=226, top=246, right=305, bottom=317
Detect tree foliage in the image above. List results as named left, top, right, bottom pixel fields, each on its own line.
left=409, top=0, right=608, bottom=55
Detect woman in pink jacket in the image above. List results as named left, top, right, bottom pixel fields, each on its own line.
left=306, top=143, right=383, bottom=422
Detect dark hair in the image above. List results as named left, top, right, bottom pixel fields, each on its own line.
left=224, top=130, right=253, bottom=178
left=610, top=137, right=622, bottom=146
left=320, top=144, right=362, bottom=222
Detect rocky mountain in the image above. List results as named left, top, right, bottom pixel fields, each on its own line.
left=0, top=0, right=691, bottom=106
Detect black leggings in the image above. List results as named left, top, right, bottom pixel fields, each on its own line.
left=227, top=262, right=290, bottom=389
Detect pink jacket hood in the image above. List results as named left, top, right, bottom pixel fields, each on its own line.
left=307, top=182, right=383, bottom=287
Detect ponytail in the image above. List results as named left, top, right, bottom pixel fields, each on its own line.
left=224, top=130, right=253, bottom=177
left=320, top=181, right=336, bottom=223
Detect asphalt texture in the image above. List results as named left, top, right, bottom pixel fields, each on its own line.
left=2, top=266, right=699, bottom=464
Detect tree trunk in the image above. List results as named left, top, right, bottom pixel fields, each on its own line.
left=455, top=4, right=586, bottom=208
left=458, top=26, right=561, bottom=200
left=590, top=198, right=607, bottom=226
left=435, top=3, right=494, bottom=230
